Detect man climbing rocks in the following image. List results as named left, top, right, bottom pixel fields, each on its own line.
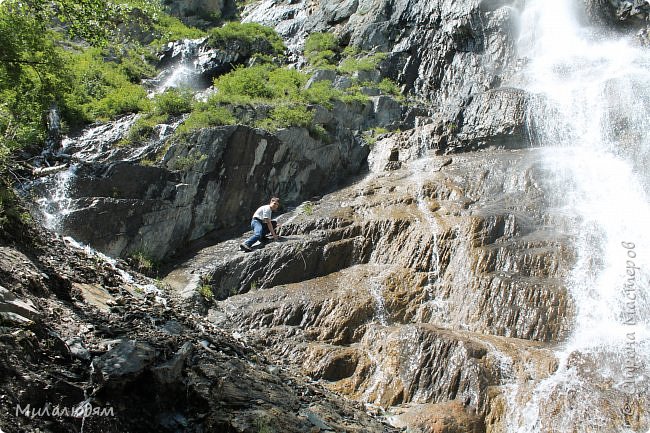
left=240, top=197, right=281, bottom=252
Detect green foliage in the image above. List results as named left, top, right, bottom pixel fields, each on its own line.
left=338, top=52, right=387, bottom=74
left=129, top=250, right=158, bottom=274
left=15, top=0, right=122, bottom=45
left=342, top=45, right=361, bottom=57
left=339, top=87, right=370, bottom=104
left=153, top=88, right=194, bottom=115
left=120, top=0, right=205, bottom=45
left=198, top=284, right=214, bottom=300
left=0, top=0, right=195, bottom=162
left=64, top=46, right=154, bottom=122
left=212, top=65, right=308, bottom=104
left=213, top=65, right=274, bottom=102
left=305, top=32, right=339, bottom=55
left=119, top=47, right=157, bottom=83
left=157, top=15, right=205, bottom=41
left=207, top=22, right=284, bottom=55
left=377, top=78, right=402, bottom=98
left=302, top=80, right=341, bottom=109
left=268, top=68, right=308, bottom=99
left=363, top=127, right=389, bottom=146
left=304, top=32, right=339, bottom=67
left=257, top=105, right=314, bottom=130
left=0, top=5, right=69, bottom=150
left=176, top=102, right=237, bottom=136
left=301, top=201, right=314, bottom=216
left=446, top=121, right=458, bottom=133
left=89, top=85, right=150, bottom=120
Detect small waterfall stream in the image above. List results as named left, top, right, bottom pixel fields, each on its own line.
left=28, top=39, right=207, bottom=239
left=149, top=38, right=207, bottom=94
left=506, top=0, right=650, bottom=430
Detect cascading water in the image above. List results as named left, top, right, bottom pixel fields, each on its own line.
left=506, top=0, right=650, bottom=430
left=28, top=38, right=209, bottom=244
left=150, top=38, right=206, bottom=94
left=36, top=164, right=78, bottom=231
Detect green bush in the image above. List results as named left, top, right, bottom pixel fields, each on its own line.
left=265, top=105, right=314, bottom=129
left=128, top=250, right=158, bottom=274
left=304, top=32, right=339, bottom=67
left=338, top=52, right=387, bottom=74
left=138, top=1, right=205, bottom=47
left=212, top=65, right=310, bottom=103
left=207, top=22, right=284, bottom=55
left=267, top=68, right=307, bottom=100
left=85, top=84, right=150, bottom=119
left=377, top=78, right=402, bottom=98
left=153, top=88, right=194, bottom=115
left=118, top=47, right=157, bottom=83
left=176, top=104, right=236, bottom=135
left=64, top=47, right=152, bottom=121
left=213, top=64, right=274, bottom=102
left=198, top=284, right=214, bottom=300
left=171, top=152, right=207, bottom=171
left=303, top=80, right=342, bottom=109
left=338, top=85, right=370, bottom=104
left=154, top=14, right=205, bottom=41
left=119, top=114, right=169, bottom=147
left=363, top=126, right=389, bottom=146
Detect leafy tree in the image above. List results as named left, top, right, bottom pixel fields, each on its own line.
left=0, top=0, right=130, bottom=228
left=0, top=0, right=121, bottom=154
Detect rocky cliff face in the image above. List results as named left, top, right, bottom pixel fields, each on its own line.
left=49, top=121, right=372, bottom=260
left=163, top=143, right=575, bottom=431
left=31, top=0, right=532, bottom=261
left=245, top=0, right=522, bottom=129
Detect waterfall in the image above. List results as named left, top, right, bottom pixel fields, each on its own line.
left=370, top=274, right=390, bottom=326
left=506, top=0, right=650, bottom=430
left=150, top=38, right=206, bottom=94
left=36, top=164, right=78, bottom=231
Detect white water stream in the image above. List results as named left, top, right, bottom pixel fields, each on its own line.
left=506, top=0, right=650, bottom=431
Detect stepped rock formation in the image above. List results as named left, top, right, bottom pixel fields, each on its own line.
left=164, top=144, right=573, bottom=431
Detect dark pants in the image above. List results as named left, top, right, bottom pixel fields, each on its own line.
left=244, top=218, right=277, bottom=247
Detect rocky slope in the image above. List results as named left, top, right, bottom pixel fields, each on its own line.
left=0, top=222, right=399, bottom=432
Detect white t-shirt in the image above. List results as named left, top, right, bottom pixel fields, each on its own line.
left=253, top=204, right=273, bottom=220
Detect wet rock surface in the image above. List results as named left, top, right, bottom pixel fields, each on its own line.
left=16, top=0, right=644, bottom=431
left=163, top=146, right=572, bottom=431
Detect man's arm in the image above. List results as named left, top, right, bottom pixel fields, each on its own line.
left=265, top=218, right=279, bottom=239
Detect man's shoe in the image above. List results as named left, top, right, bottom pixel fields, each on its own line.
left=239, top=243, right=252, bottom=252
